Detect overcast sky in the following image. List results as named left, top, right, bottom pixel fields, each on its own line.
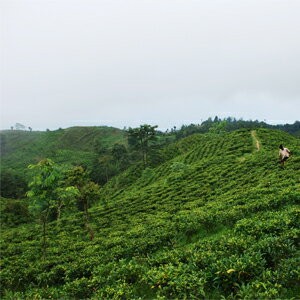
left=1, top=0, right=299, bottom=131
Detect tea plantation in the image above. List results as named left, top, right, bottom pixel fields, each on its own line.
left=0, top=126, right=126, bottom=172
left=1, top=128, right=299, bottom=299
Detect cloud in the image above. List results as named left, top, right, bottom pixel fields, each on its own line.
left=1, top=0, right=299, bottom=130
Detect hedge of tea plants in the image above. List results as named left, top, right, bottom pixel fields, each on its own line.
left=1, top=128, right=299, bottom=299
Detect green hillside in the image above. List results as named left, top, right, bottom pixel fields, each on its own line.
left=1, top=128, right=299, bottom=299
left=0, top=126, right=126, bottom=199
left=0, top=126, right=125, bottom=171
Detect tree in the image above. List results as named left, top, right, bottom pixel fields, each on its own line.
left=209, top=120, right=228, bottom=135
left=99, top=154, right=115, bottom=183
left=111, top=143, right=129, bottom=170
left=27, top=159, right=78, bottom=220
left=93, top=139, right=108, bottom=155
left=66, top=166, right=100, bottom=219
left=127, top=124, right=158, bottom=167
left=213, top=115, right=220, bottom=123
left=66, top=166, right=100, bottom=239
left=27, top=159, right=79, bottom=255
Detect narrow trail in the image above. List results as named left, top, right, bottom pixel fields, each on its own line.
left=251, top=130, right=261, bottom=151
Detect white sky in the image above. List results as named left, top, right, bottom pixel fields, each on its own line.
left=1, top=0, right=299, bottom=131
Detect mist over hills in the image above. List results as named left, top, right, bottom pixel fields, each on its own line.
left=0, top=121, right=299, bottom=299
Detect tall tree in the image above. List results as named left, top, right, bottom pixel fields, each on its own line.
left=66, top=166, right=100, bottom=239
left=127, top=124, right=158, bottom=167
left=27, top=159, right=78, bottom=255
left=111, top=143, right=129, bottom=170
left=66, top=166, right=100, bottom=220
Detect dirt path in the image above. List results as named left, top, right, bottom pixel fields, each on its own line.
left=251, top=130, right=261, bottom=151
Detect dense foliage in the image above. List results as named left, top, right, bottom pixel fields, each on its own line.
left=0, top=126, right=299, bottom=299
left=175, top=118, right=300, bottom=139
left=0, top=126, right=125, bottom=198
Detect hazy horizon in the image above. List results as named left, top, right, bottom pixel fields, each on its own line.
left=2, top=117, right=299, bottom=133
left=1, top=0, right=300, bottom=131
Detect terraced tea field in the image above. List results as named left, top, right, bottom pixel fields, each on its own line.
left=1, top=128, right=299, bottom=299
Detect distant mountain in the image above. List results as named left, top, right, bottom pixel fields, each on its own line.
left=1, top=128, right=299, bottom=299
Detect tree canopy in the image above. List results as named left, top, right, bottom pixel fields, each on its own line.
left=127, top=124, right=158, bottom=167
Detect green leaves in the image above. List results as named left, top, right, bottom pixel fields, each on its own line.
left=27, top=159, right=70, bottom=219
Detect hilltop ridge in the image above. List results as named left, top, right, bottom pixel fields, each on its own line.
left=0, top=126, right=126, bottom=175
left=0, top=126, right=125, bottom=157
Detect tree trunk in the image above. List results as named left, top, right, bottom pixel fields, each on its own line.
left=84, top=200, right=89, bottom=222
left=42, top=218, right=46, bottom=254
left=144, top=147, right=148, bottom=167
left=41, top=211, right=49, bottom=259
left=57, top=202, right=63, bottom=220
left=85, top=222, right=94, bottom=240
left=105, top=166, right=109, bottom=183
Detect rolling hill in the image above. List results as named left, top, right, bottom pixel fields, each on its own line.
left=0, top=128, right=299, bottom=299
left=0, top=126, right=126, bottom=171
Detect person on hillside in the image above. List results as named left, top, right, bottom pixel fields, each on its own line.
left=279, top=144, right=291, bottom=166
